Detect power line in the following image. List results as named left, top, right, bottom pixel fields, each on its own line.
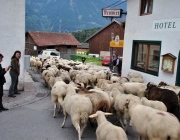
left=105, top=0, right=127, bottom=8
left=111, top=0, right=127, bottom=8
left=105, top=0, right=121, bottom=8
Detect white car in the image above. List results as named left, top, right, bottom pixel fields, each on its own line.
left=38, top=49, right=60, bottom=59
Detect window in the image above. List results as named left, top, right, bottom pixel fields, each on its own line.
left=140, top=0, right=153, bottom=15
left=39, top=51, right=43, bottom=55
left=50, top=51, right=60, bottom=56
left=131, top=41, right=161, bottom=76
left=67, top=46, right=71, bottom=53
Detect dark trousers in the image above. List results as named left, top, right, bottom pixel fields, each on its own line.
left=9, top=73, right=18, bottom=95
left=0, top=85, right=4, bottom=108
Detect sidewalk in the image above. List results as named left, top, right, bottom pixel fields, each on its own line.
left=3, top=70, right=50, bottom=109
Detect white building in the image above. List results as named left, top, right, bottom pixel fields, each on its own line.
left=0, top=0, right=25, bottom=90
left=122, top=0, right=180, bottom=86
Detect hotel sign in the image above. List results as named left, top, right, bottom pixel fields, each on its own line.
left=152, top=18, right=180, bottom=31
left=102, top=8, right=122, bottom=18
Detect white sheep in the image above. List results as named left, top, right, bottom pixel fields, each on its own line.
left=36, top=60, right=42, bottom=73
left=124, top=98, right=180, bottom=140
left=48, top=76, right=62, bottom=89
left=61, top=84, right=93, bottom=140
left=51, top=81, right=67, bottom=117
left=96, top=79, right=113, bottom=88
left=42, top=69, right=55, bottom=87
left=58, top=71, right=71, bottom=84
left=69, top=69, right=80, bottom=81
left=75, top=72, right=90, bottom=87
left=127, top=72, right=143, bottom=79
left=101, top=82, right=124, bottom=93
left=30, top=56, right=36, bottom=70
left=110, top=88, right=141, bottom=132
left=120, top=82, right=147, bottom=98
left=89, top=111, right=128, bottom=140
left=94, top=70, right=109, bottom=80
left=141, top=97, right=167, bottom=111
left=110, top=75, right=120, bottom=83
left=77, top=87, right=111, bottom=125
left=129, top=77, right=144, bottom=83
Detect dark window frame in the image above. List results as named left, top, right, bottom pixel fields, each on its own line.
left=140, top=0, right=153, bottom=16
left=131, top=40, right=161, bottom=76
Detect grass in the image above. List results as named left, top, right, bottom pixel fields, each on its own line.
left=70, top=54, right=102, bottom=66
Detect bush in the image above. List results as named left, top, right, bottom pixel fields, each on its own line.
left=86, top=50, right=89, bottom=55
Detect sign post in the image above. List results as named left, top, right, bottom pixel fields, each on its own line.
left=109, top=35, right=124, bottom=71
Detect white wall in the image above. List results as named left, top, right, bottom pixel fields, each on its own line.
left=122, top=0, right=180, bottom=85
left=0, top=0, right=25, bottom=90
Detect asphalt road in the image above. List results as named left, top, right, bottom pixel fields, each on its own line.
left=0, top=68, right=138, bottom=140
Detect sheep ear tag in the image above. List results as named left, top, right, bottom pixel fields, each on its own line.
left=89, top=114, right=98, bottom=118
left=104, top=113, right=113, bottom=116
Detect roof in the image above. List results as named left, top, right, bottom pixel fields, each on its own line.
left=77, top=43, right=89, bottom=49
left=85, top=20, right=122, bottom=42
left=162, top=53, right=177, bottom=59
left=27, top=31, right=81, bottom=46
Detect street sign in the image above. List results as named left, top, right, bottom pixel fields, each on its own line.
left=110, top=40, right=124, bottom=47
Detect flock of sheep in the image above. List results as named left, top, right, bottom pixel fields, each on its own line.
left=30, top=56, right=180, bottom=140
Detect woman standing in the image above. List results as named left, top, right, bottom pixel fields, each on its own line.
left=8, top=50, right=21, bottom=98
left=0, top=53, right=10, bottom=111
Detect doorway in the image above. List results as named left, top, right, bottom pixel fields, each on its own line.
left=175, top=51, right=180, bottom=86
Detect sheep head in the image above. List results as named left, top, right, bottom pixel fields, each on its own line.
left=89, top=111, right=112, bottom=118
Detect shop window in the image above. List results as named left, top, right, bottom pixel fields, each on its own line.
left=131, top=41, right=161, bottom=76
left=140, top=0, right=153, bottom=15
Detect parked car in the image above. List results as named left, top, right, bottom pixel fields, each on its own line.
left=101, top=56, right=110, bottom=66
left=38, top=49, right=60, bottom=59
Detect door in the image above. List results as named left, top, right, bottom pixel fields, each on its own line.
left=175, top=51, right=180, bottom=86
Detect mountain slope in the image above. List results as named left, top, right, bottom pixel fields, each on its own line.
left=25, top=0, right=127, bottom=32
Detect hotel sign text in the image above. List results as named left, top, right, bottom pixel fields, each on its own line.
left=152, top=18, right=180, bottom=31
left=102, top=9, right=122, bottom=18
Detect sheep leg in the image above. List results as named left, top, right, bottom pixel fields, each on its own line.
left=137, top=135, right=143, bottom=140
left=116, top=112, right=125, bottom=129
left=72, top=121, right=81, bottom=140
left=61, top=112, right=68, bottom=128
left=119, top=115, right=125, bottom=129
left=80, top=123, right=87, bottom=137
left=53, top=103, right=57, bottom=118
left=57, top=103, right=61, bottom=113
left=124, top=111, right=130, bottom=132
left=58, top=97, right=63, bottom=113
left=124, top=117, right=130, bottom=132
left=114, top=116, right=119, bottom=125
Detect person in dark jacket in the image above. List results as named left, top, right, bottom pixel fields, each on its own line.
left=113, top=55, right=118, bottom=72
left=117, top=56, right=123, bottom=75
left=8, top=50, right=21, bottom=97
left=0, top=53, right=10, bottom=111
left=82, top=56, right=86, bottom=64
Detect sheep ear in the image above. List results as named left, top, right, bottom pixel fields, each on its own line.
left=89, top=114, right=98, bottom=118
left=104, top=113, right=113, bottom=116
left=62, top=84, right=67, bottom=88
